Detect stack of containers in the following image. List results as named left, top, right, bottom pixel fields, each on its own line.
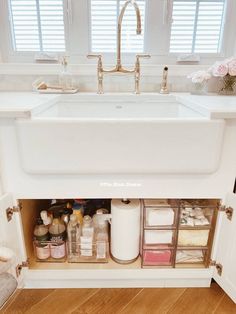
left=33, top=200, right=110, bottom=264
left=141, top=199, right=178, bottom=267
left=67, top=210, right=110, bottom=263
left=176, top=199, right=216, bottom=266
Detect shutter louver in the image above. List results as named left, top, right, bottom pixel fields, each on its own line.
left=91, top=0, right=145, bottom=53
left=9, top=0, right=65, bottom=52
left=170, top=0, right=225, bottom=54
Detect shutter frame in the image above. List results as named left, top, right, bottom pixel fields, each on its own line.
left=170, top=0, right=226, bottom=54
left=9, top=0, right=66, bottom=52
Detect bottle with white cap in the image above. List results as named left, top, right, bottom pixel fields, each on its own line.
left=94, top=209, right=110, bottom=260
left=40, top=210, right=52, bottom=226
left=67, top=214, right=81, bottom=261
left=80, top=215, right=94, bottom=257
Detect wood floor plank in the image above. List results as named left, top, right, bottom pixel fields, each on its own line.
left=24, top=288, right=99, bottom=314
left=71, top=288, right=142, bottom=314
left=167, top=283, right=225, bottom=314
left=2, top=285, right=235, bottom=314
left=120, top=288, right=186, bottom=314
left=214, top=294, right=236, bottom=313
left=2, top=289, right=55, bottom=314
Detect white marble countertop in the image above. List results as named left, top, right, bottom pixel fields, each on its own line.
left=0, top=91, right=235, bottom=119
left=177, top=94, right=236, bottom=119
left=0, top=92, right=59, bottom=118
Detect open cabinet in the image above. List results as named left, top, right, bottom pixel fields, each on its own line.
left=0, top=193, right=26, bottom=295
left=0, top=193, right=236, bottom=303
left=212, top=193, right=236, bottom=303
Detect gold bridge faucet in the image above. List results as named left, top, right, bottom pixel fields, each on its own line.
left=88, top=0, right=150, bottom=94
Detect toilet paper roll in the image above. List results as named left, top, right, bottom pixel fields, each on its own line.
left=111, top=199, right=141, bottom=263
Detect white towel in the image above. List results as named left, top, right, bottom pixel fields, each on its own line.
left=147, top=208, right=174, bottom=226
left=145, top=230, right=173, bottom=244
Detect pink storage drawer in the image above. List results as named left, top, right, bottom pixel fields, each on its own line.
left=142, top=249, right=172, bottom=266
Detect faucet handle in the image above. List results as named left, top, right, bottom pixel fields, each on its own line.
left=87, top=54, right=103, bottom=94
left=87, top=54, right=103, bottom=68
left=136, top=54, right=151, bottom=60
left=87, top=54, right=102, bottom=60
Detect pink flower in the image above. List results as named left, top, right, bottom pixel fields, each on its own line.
left=211, top=62, right=228, bottom=77
left=187, top=70, right=211, bottom=83
left=228, top=59, right=236, bottom=76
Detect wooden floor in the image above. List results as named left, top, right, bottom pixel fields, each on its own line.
left=2, top=282, right=236, bottom=314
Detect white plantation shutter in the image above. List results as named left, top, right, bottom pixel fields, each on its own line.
left=170, top=0, right=225, bottom=54
left=9, top=0, right=65, bottom=52
left=90, top=0, right=146, bottom=53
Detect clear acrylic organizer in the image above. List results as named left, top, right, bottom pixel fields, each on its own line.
left=67, top=241, right=109, bottom=263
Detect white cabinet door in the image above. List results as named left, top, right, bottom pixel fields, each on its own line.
left=213, top=193, right=236, bottom=303
left=0, top=194, right=26, bottom=282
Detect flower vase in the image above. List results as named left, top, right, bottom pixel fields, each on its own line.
left=190, top=81, right=208, bottom=95
left=218, top=74, right=236, bottom=95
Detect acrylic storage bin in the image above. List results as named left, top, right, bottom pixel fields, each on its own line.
left=178, top=230, right=210, bottom=247
left=179, top=204, right=214, bottom=227
left=33, top=240, right=67, bottom=262
left=67, top=241, right=109, bottom=263
left=175, top=249, right=208, bottom=266
left=142, top=249, right=173, bottom=267
left=144, top=199, right=177, bottom=228
left=143, top=230, right=175, bottom=249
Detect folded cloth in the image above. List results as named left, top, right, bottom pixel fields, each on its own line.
left=145, top=230, right=173, bottom=244
left=147, top=208, right=174, bottom=226
left=176, top=250, right=204, bottom=263
left=0, top=273, right=17, bottom=309
left=178, top=230, right=209, bottom=247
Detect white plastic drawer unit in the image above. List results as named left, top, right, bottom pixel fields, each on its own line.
left=15, top=97, right=225, bottom=175
left=0, top=193, right=236, bottom=304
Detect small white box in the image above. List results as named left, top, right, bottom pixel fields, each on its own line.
left=146, top=208, right=174, bottom=226
left=145, top=230, right=173, bottom=245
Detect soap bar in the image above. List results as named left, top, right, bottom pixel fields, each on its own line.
left=145, top=230, right=173, bottom=245
left=146, top=208, right=174, bottom=226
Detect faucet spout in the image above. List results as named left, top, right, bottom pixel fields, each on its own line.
left=117, top=0, right=142, bottom=70
left=88, top=0, right=150, bottom=94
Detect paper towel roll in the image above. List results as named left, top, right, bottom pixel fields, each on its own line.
left=111, top=199, right=141, bottom=263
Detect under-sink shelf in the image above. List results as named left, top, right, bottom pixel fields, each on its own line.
left=19, top=198, right=218, bottom=271
left=28, top=257, right=142, bottom=270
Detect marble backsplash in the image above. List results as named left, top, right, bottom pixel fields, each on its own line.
left=0, top=73, right=220, bottom=93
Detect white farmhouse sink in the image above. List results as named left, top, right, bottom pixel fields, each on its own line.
left=37, top=100, right=201, bottom=119
left=15, top=94, right=225, bottom=175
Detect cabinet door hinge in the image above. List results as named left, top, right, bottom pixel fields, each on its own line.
left=6, top=201, right=22, bottom=222
left=218, top=205, right=233, bottom=221
left=209, top=260, right=223, bottom=276
left=16, top=259, right=29, bottom=277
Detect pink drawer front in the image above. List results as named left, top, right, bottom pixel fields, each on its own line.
left=142, top=249, right=173, bottom=266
